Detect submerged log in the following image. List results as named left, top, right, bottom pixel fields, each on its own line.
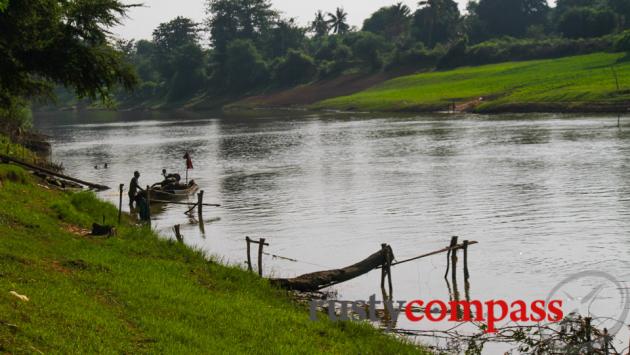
left=270, top=246, right=393, bottom=292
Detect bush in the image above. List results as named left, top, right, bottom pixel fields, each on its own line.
left=437, top=36, right=616, bottom=68
left=385, top=44, right=444, bottom=71
left=272, top=50, right=317, bottom=86
left=615, top=30, right=630, bottom=51
left=437, top=38, right=468, bottom=68
left=224, top=39, right=269, bottom=91
left=350, top=32, right=387, bottom=71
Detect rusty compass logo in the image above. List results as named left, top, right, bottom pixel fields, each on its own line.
left=546, top=271, right=630, bottom=338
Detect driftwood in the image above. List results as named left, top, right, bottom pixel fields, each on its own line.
left=0, top=154, right=109, bottom=190
left=270, top=245, right=393, bottom=292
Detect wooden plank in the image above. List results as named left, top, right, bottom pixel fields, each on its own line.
left=383, top=241, right=479, bottom=268
left=149, top=199, right=221, bottom=207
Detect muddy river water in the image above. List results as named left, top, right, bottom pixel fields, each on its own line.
left=34, top=110, right=630, bottom=353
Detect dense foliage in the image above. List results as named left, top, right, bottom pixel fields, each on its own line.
left=4, top=0, right=630, bottom=115
left=0, top=0, right=137, bottom=130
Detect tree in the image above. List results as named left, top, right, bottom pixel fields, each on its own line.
left=310, top=10, right=329, bottom=37
left=327, top=8, right=350, bottom=35
left=558, top=7, right=617, bottom=38
left=224, top=39, right=268, bottom=91
left=473, top=0, right=549, bottom=38
left=150, top=17, right=205, bottom=100
left=609, top=0, right=630, bottom=29
left=153, top=17, right=201, bottom=53
left=272, top=49, right=316, bottom=85
left=412, top=0, right=461, bottom=47
left=205, top=0, right=277, bottom=64
left=0, top=0, right=137, bottom=129
left=263, top=18, right=306, bottom=58
left=362, top=3, right=411, bottom=41
left=350, top=32, right=387, bottom=71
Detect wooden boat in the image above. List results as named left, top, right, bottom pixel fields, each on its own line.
left=141, top=180, right=199, bottom=202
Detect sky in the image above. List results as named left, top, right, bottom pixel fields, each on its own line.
left=113, top=0, right=465, bottom=40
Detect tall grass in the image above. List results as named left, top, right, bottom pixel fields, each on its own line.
left=0, top=165, right=425, bottom=354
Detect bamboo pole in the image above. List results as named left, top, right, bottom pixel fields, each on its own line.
left=387, top=240, right=478, bottom=268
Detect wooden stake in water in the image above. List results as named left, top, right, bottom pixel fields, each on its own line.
left=173, top=225, right=183, bottom=243
left=258, top=238, right=266, bottom=277
left=463, top=240, right=470, bottom=281
left=445, top=236, right=458, bottom=278
left=246, top=237, right=253, bottom=272
left=118, top=184, right=124, bottom=225
left=146, top=185, right=151, bottom=224
left=197, top=190, right=204, bottom=220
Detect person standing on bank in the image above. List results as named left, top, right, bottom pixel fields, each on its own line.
left=128, top=171, right=144, bottom=207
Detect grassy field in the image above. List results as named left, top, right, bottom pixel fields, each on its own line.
left=0, top=164, right=425, bottom=354
left=315, top=52, right=630, bottom=113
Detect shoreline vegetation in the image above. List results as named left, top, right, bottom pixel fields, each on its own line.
left=0, top=155, right=426, bottom=353
left=40, top=51, right=630, bottom=116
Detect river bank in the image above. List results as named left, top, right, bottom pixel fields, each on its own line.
left=0, top=160, right=425, bottom=353
left=35, top=52, right=630, bottom=116
left=232, top=52, right=630, bottom=115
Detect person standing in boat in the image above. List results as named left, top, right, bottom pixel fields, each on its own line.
left=128, top=171, right=144, bottom=207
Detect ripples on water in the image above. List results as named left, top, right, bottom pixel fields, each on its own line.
left=35, top=111, right=630, bottom=352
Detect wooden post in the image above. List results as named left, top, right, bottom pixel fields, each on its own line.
left=445, top=236, right=458, bottom=278
left=199, top=218, right=206, bottom=236
left=380, top=244, right=393, bottom=297
left=258, top=238, right=265, bottom=277
left=386, top=246, right=393, bottom=296
left=146, top=185, right=151, bottom=223
left=585, top=317, right=592, bottom=353
left=197, top=190, right=204, bottom=219
left=451, top=238, right=460, bottom=304
left=118, top=184, right=124, bottom=225
left=463, top=240, right=470, bottom=281
left=173, top=225, right=183, bottom=243
left=603, top=328, right=609, bottom=355
left=246, top=237, right=253, bottom=272
left=381, top=244, right=387, bottom=291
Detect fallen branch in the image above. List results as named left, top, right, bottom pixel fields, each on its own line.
left=0, top=154, right=109, bottom=190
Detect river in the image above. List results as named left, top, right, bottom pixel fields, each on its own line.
left=34, top=110, right=630, bottom=353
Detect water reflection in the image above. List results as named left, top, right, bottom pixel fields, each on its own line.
left=34, top=111, right=630, bottom=353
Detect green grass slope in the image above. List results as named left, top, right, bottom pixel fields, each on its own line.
left=0, top=165, right=424, bottom=354
left=315, top=52, right=630, bottom=113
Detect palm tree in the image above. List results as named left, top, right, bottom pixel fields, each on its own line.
left=417, top=0, right=459, bottom=47
left=327, top=7, right=349, bottom=35
left=418, top=0, right=442, bottom=47
left=393, top=2, right=411, bottom=18
left=310, top=10, right=329, bottom=37
left=389, top=2, right=412, bottom=39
